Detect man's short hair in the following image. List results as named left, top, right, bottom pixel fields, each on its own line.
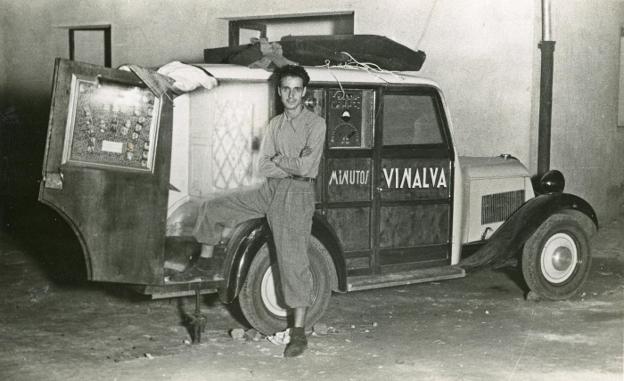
left=273, top=65, right=310, bottom=87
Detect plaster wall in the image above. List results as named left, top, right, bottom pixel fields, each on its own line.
left=1, top=0, right=222, bottom=109
left=2, top=0, right=535, bottom=156
left=1, top=0, right=621, bottom=219
left=0, top=2, right=9, bottom=106
left=207, top=0, right=536, bottom=164
left=411, top=0, right=535, bottom=163
left=547, top=0, right=624, bottom=220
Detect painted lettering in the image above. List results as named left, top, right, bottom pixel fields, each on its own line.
left=430, top=167, right=439, bottom=186
left=329, top=169, right=371, bottom=186
left=400, top=168, right=412, bottom=188
left=412, top=170, right=422, bottom=188
left=329, top=171, right=339, bottom=185
left=383, top=168, right=394, bottom=188
left=438, top=170, right=447, bottom=188
left=327, top=167, right=446, bottom=189
left=383, top=167, right=448, bottom=189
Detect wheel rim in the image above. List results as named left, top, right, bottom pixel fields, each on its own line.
left=260, top=266, right=288, bottom=317
left=540, top=232, right=578, bottom=284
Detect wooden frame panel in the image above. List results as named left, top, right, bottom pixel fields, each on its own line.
left=39, top=59, right=172, bottom=285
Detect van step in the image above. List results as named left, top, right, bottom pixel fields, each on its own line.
left=347, top=265, right=465, bottom=292
left=134, top=282, right=220, bottom=299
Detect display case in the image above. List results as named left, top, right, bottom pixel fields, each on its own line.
left=63, top=75, right=161, bottom=171
left=327, top=89, right=374, bottom=149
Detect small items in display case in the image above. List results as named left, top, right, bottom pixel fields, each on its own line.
left=327, top=89, right=374, bottom=149
left=62, top=74, right=161, bottom=171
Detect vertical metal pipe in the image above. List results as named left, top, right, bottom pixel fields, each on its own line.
left=542, top=0, right=552, bottom=41
left=537, top=0, right=555, bottom=174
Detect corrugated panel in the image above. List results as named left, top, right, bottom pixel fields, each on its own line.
left=481, top=190, right=525, bottom=224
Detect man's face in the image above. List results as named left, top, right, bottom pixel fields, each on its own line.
left=278, top=75, right=306, bottom=112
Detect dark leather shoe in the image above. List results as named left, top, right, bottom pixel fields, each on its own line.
left=168, top=257, right=213, bottom=282
left=284, top=331, right=308, bottom=357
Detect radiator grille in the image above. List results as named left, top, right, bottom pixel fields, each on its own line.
left=481, top=190, right=525, bottom=224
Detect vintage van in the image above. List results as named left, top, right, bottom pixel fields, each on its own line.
left=39, top=58, right=598, bottom=337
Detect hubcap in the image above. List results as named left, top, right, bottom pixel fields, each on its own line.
left=260, top=266, right=287, bottom=317
left=541, top=233, right=578, bottom=284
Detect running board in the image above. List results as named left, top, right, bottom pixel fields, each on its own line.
left=131, top=281, right=221, bottom=299
left=347, top=266, right=466, bottom=292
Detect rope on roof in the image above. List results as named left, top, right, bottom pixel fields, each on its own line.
left=316, top=51, right=405, bottom=92
left=318, top=59, right=346, bottom=97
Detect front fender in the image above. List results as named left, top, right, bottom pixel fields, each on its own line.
left=310, top=213, right=348, bottom=292
left=218, top=213, right=348, bottom=304
left=218, top=218, right=267, bottom=304
left=460, top=192, right=598, bottom=270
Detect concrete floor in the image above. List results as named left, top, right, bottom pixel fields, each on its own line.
left=0, top=216, right=622, bottom=381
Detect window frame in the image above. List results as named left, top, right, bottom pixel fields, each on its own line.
left=380, top=88, right=451, bottom=150
left=228, top=21, right=267, bottom=47
left=226, top=12, right=354, bottom=47
left=69, top=25, right=111, bottom=68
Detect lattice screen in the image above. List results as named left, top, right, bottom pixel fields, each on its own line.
left=211, top=100, right=255, bottom=190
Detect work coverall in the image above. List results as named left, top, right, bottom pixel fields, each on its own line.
left=193, top=107, right=326, bottom=308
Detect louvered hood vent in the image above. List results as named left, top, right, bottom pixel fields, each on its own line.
left=481, top=190, right=525, bottom=224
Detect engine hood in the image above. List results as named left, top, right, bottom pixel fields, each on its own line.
left=460, top=155, right=530, bottom=180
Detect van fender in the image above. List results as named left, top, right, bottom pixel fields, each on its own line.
left=218, top=213, right=347, bottom=304
left=459, top=193, right=598, bottom=270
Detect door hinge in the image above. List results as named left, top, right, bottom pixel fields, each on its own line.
left=44, top=172, right=63, bottom=190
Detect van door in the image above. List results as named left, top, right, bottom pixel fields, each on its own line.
left=39, top=59, right=173, bottom=285
left=319, top=87, right=377, bottom=276
left=375, top=87, right=454, bottom=273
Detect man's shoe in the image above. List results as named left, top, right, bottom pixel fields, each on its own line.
left=284, top=328, right=307, bottom=357
left=168, top=257, right=213, bottom=282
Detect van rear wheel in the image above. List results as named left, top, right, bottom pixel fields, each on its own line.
left=238, top=238, right=333, bottom=335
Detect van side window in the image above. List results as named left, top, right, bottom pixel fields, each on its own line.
left=382, top=94, right=443, bottom=146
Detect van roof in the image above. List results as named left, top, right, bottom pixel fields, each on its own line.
left=196, top=64, right=440, bottom=88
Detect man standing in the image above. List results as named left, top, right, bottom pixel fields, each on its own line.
left=171, top=65, right=326, bottom=358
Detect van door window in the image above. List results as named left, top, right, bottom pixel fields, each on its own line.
left=382, top=94, right=442, bottom=146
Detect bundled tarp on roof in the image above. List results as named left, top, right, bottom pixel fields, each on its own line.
left=204, top=34, right=426, bottom=71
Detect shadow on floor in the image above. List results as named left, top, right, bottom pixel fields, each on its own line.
left=3, top=200, right=87, bottom=285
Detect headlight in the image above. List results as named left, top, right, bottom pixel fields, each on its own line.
left=540, top=170, right=565, bottom=193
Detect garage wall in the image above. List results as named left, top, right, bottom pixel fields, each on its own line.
left=0, top=4, right=9, bottom=106
left=1, top=0, right=536, bottom=158
left=205, top=0, right=536, bottom=164
left=412, top=1, right=535, bottom=163
left=547, top=0, right=624, bottom=220
left=1, top=0, right=622, bottom=220
left=0, top=0, right=537, bottom=195
left=0, top=0, right=221, bottom=109
left=0, top=0, right=228, bottom=202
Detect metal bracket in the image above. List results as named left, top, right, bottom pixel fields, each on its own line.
left=44, top=172, right=63, bottom=190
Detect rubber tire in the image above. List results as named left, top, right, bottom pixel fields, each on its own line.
left=238, top=237, right=334, bottom=335
left=521, top=213, right=592, bottom=300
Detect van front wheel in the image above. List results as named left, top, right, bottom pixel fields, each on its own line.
left=238, top=238, right=333, bottom=335
left=521, top=213, right=592, bottom=300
